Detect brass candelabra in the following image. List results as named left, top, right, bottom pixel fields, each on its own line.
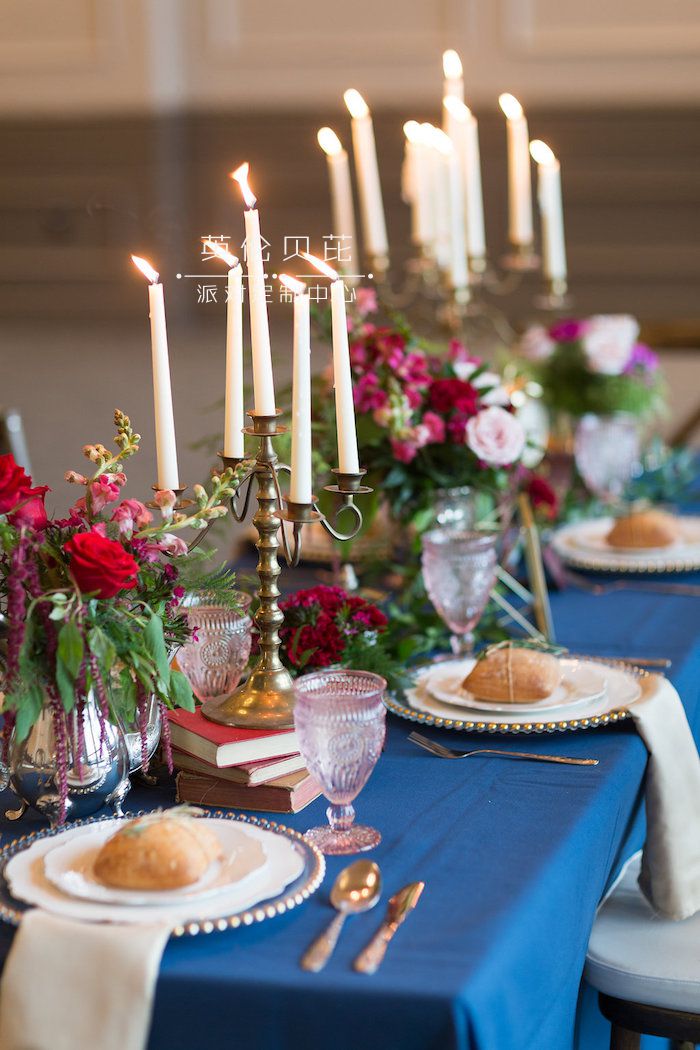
left=200, top=410, right=371, bottom=731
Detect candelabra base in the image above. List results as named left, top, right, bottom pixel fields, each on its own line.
left=201, top=665, right=296, bottom=730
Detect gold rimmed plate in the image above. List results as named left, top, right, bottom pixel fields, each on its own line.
left=385, top=658, right=649, bottom=735
left=0, top=811, right=325, bottom=937
left=551, top=517, right=700, bottom=575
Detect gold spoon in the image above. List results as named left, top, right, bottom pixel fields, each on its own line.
left=301, top=860, right=382, bottom=972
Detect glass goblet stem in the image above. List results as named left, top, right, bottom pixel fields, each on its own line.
left=328, top=802, right=355, bottom=832
left=450, top=631, right=475, bottom=656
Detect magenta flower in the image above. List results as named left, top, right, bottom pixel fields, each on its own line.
left=390, top=438, right=419, bottom=463
left=624, top=342, right=659, bottom=375
left=422, top=411, right=446, bottom=443
left=549, top=318, right=588, bottom=342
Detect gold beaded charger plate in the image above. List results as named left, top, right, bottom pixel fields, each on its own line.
left=551, top=517, right=700, bottom=574
left=421, top=657, right=609, bottom=714
left=385, top=658, right=649, bottom=735
left=0, top=811, right=325, bottom=937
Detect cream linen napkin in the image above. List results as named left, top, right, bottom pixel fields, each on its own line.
left=0, top=910, right=170, bottom=1050
left=631, top=674, right=700, bottom=921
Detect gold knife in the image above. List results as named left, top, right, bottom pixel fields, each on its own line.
left=353, top=881, right=425, bottom=974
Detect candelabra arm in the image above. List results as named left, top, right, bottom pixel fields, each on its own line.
left=229, top=468, right=256, bottom=522
left=318, top=496, right=364, bottom=543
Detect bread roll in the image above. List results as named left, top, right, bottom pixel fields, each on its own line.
left=606, top=509, right=680, bottom=549
left=463, top=645, right=562, bottom=703
left=94, top=814, right=223, bottom=890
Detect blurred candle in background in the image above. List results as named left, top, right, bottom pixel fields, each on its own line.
left=442, top=49, right=464, bottom=103
left=433, top=129, right=469, bottom=291
left=343, top=89, right=389, bottom=263
left=131, top=254, right=179, bottom=490
left=403, top=120, right=434, bottom=251
left=231, top=162, right=276, bottom=416
left=423, top=123, right=451, bottom=272
left=279, top=274, right=312, bottom=504
left=499, top=93, right=533, bottom=247
left=530, top=139, right=567, bottom=283
left=317, top=127, right=358, bottom=276
left=443, top=96, right=486, bottom=263
left=204, top=240, right=244, bottom=458
left=302, top=253, right=359, bottom=474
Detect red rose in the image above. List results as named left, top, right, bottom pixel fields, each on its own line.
left=64, top=529, right=139, bottom=598
left=429, top=378, right=478, bottom=416
left=8, top=486, right=49, bottom=529
left=0, top=454, right=35, bottom=514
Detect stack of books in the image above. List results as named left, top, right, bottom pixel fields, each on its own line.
left=168, top=708, right=321, bottom=813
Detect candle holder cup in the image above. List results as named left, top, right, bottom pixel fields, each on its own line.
left=201, top=409, right=372, bottom=731
left=533, top=276, right=573, bottom=314
left=500, top=242, right=541, bottom=273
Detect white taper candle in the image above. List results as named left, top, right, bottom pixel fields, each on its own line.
left=344, top=89, right=389, bottom=261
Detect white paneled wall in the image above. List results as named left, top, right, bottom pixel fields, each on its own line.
left=0, top=0, right=699, bottom=114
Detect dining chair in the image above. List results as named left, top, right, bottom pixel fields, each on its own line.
left=585, top=852, right=700, bottom=1050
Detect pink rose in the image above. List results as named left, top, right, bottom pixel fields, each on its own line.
left=111, top=499, right=153, bottom=538
left=518, top=325, right=555, bottom=362
left=581, top=315, right=639, bottom=375
left=466, top=406, right=525, bottom=467
left=89, top=474, right=122, bottom=513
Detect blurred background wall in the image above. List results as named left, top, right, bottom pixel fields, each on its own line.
left=1, top=0, right=699, bottom=510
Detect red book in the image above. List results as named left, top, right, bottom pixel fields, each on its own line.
left=175, top=769, right=322, bottom=813
left=170, top=748, right=306, bottom=786
left=167, top=708, right=299, bottom=768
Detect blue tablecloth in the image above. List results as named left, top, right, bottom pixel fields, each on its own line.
left=0, top=579, right=698, bottom=1050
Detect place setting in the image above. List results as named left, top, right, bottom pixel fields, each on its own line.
left=3, top=20, right=700, bottom=1050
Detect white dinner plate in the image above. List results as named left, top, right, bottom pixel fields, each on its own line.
left=42, top=821, right=267, bottom=907
left=551, top=516, right=700, bottom=574
left=420, top=657, right=607, bottom=714
left=5, top=815, right=307, bottom=927
left=404, top=659, right=642, bottom=728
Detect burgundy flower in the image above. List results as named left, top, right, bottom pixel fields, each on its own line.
left=527, top=474, right=559, bottom=520
left=429, top=378, right=479, bottom=416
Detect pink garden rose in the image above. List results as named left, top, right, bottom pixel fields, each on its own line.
left=518, top=325, right=555, bottom=362
left=111, top=499, right=153, bottom=538
left=581, top=315, right=639, bottom=376
left=466, top=407, right=525, bottom=467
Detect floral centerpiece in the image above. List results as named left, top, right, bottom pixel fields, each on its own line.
left=515, top=315, right=665, bottom=421
left=277, top=585, right=403, bottom=686
left=312, top=292, right=527, bottom=534
left=0, top=410, right=243, bottom=822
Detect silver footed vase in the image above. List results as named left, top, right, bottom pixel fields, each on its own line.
left=8, top=691, right=131, bottom=827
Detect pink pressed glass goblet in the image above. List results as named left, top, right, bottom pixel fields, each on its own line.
left=421, top=528, right=498, bottom=656
left=293, top=669, right=387, bottom=855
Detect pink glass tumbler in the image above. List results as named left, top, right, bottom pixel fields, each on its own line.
left=293, top=669, right=387, bottom=855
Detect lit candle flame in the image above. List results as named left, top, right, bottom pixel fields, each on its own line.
left=279, top=274, right=307, bottom=295
left=443, top=97, right=472, bottom=122
left=442, top=49, right=463, bottom=79
left=203, top=240, right=239, bottom=269
left=529, top=139, right=556, bottom=165
left=131, top=254, right=159, bottom=284
left=343, top=88, right=369, bottom=119
left=317, top=127, right=343, bottom=156
left=499, top=93, right=523, bottom=120
left=301, top=252, right=339, bottom=281
left=230, top=162, right=256, bottom=209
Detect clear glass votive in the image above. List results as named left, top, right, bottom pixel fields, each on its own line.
left=177, top=593, right=253, bottom=703
left=294, top=669, right=387, bottom=856
left=421, top=528, right=498, bottom=655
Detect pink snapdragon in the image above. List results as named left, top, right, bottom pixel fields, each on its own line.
left=89, top=473, right=123, bottom=513
left=111, top=499, right=153, bottom=538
